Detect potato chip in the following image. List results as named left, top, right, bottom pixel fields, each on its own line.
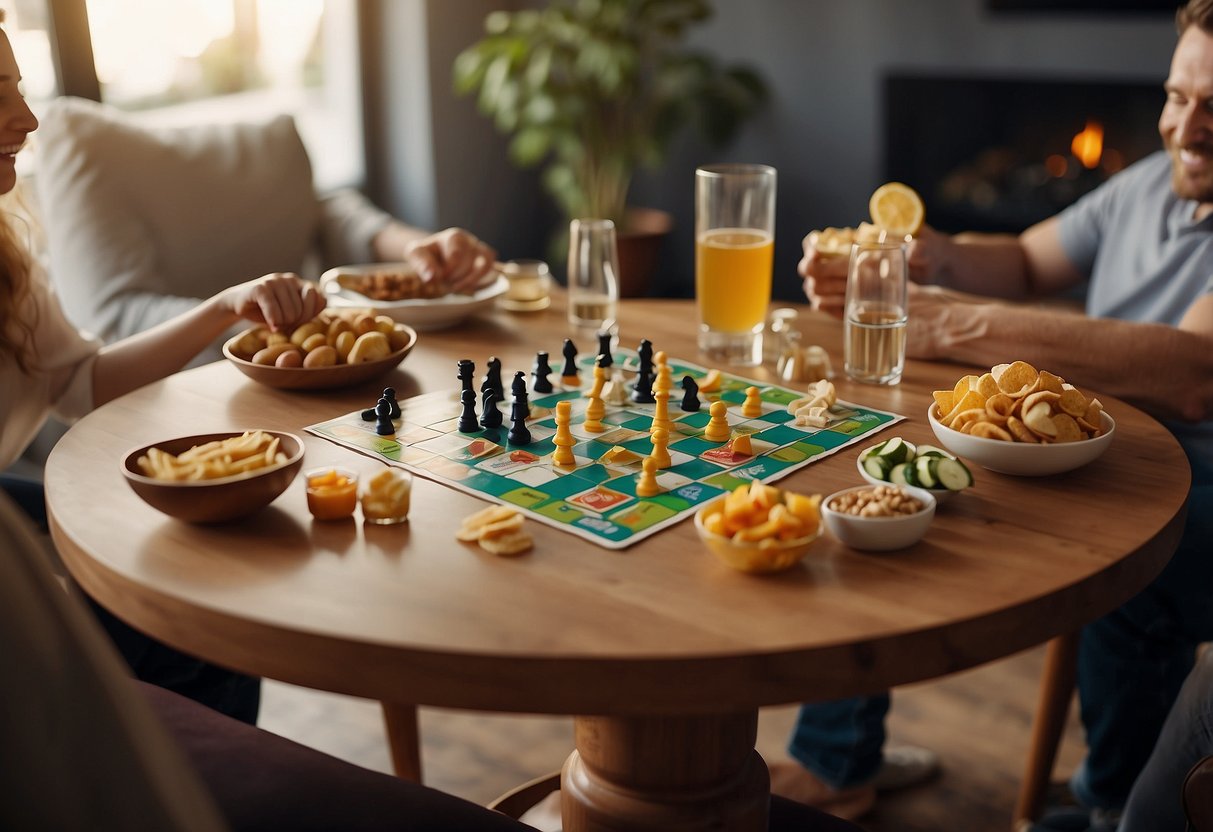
left=953, top=375, right=979, bottom=403
left=1023, top=390, right=1061, bottom=416
left=479, top=530, right=533, bottom=557
left=1051, top=413, right=1084, bottom=443
left=1058, top=386, right=1089, bottom=418
left=1038, top=370, right=1066, bottom=395
left=997, top=361, right=1039, bottom=397
left=1006, top=416, right=1039, bottom=444
left=476, top=513, right=525, bottom=540
left=985, top=393, right=1016, bottom=421
left=932, top=389, right=954, bottom=416
left=976, top=372, right=1001, bottom=400
left=970, top=421, right=1013, bottom=441
left=942, top=389, right=986, bottom=426
left=1023, top=401, right=1058, bottom=439
left=951, top=408, right=989, bottom=432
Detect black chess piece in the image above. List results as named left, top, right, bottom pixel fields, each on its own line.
left=457, top=359, right=475, bottom=398
left=375, top=399, right=396, bottom=436
left=680, top=375, right=701, bottom=412
left=381, top=387, right=401, bottom=419
left=480, top=387, right=503, bottom=429
left=597, top=330, right=613, bottom=368
left=481, top=357, right=504, bottom=402
left=560, top=338, right=578, bottom=381
left=360, top=405, right=376, bottom=422
left=458, top=388, right=480, bottom=433
left=631, top=339, right=654, bottom=402
left=532, top=351, right=554, bottom=394
left=507, top=371, right=531, bottom=445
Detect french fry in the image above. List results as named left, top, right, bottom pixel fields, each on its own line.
left=137, top=431, right=288, bottom=482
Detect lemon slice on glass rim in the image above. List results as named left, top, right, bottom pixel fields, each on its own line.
left=869, top=182, right=924, bottom=238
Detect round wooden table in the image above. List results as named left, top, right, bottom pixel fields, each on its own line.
left=47, top=296, right=1190, bottom=831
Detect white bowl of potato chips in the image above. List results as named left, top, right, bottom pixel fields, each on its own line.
left=122, top=430, right=304, bottom=523
left=224, top=310, right=417, bottom=391
left=929, top=404, right=1114, bottom=477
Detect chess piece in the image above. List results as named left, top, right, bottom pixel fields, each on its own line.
left=680, top=376, right=701, bottom=412
left=457, top=359, right=475, bottom=398
left=632, top=339, right=654, bottom=402
left=597, top=330, right=614, bottom=368
left=704, top=400, right=731, bottom=442
left=650, top=390, right=674, bottom=435
left=560, top=338, right=579, bottom=386
left=602, top=367, right=630, bottom=406
left=584, top=362, right=607, bottom=433
left=649, top=427, right=672, bottom=469
left=481, top=356, right=504, bottom=403
left=458, top=389, right=479, bottom=433
left=375, top=399, right=396, bottom=437
left=480, top=387, right=503, bottom=429
left=636, top=457, right=661, bottom=497
left=655, top=363, right=673, bottom=396
left=507, top=372, right=531, bottom=445
left=532, top=351, right=554, bottom=394
left=380, top=387, right=402, bottom=419
left=742, top=386, right=763, bottom=417
left=552, top=400, right=577, bottom=467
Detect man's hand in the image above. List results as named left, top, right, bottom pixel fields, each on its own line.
left=404, top=228, right=497, bottom=294
left=798, top=230, right=849, bottom=318
left=222, top=272, right=326, bottom=333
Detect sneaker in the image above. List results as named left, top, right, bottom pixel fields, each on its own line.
left=767, top=761, right=877, bottom=821
left=870, top=744, right=941, bottom=791
left=1029, top=806, right=1122, bottom=832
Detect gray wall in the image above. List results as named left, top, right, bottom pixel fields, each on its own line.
left=364, top=1, right=1177, bottom=301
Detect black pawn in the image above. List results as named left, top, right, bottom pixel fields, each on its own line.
left=457, top=359, right=475, bottom=398
left=480, top=387, right=503, bottom=429
left=596, top=331, right=614, bottom=368
left=680, top=375, right=701, bottom=412
left=561, top=338, right=578, bottom=380
left=381, top=387, right=401, bottom=419
left=632, top=339, right=654, bottom=402
left=532, top=351, right=554, bottom=394
left=458, top=388, right=480, bottom=433
left=507, top=372, right=531, bottom=445
left=481, top=356, right=504, bottom=402
left=375, top=399, right=396, bottom=436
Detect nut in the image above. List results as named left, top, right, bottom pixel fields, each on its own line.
left=829, top=485, right=924, bottom=518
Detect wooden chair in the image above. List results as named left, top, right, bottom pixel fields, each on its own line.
left=1184, top=755, right=1213, bottom=832
left=1014, top=633, right=1081, bottom=829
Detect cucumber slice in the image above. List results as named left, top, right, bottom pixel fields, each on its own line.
left=914, top=444, right=952, bottom=459
left=889, top=462, right=916, bottom=486
left=935, top=457, right=974, bottom=491
left=875, top=437, right=915, bottom=465
left=863, top=455, right=892, bottom=481
left=914, top=456, right=939, bottom=489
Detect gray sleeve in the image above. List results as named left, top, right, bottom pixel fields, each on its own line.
left=1055, top=181, right=1111, bottom=279
left=316, top=188, right=396, bottom=267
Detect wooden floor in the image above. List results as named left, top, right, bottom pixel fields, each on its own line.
left=259, top=642, right=1087, bottom=832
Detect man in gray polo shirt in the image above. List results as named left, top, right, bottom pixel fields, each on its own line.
left=784, top=0, right=1213, bottom=826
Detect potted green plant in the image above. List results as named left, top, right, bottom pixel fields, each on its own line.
left=453, top=0, right=767, bottom=296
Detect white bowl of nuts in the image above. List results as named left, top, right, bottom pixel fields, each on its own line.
left=821, top=484, right=936, bottom=552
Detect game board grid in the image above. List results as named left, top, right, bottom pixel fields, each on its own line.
left=306, top=350, right=904, bottom=549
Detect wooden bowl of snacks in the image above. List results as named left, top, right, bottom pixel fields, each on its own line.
left=694, top=481, right=824, bottom=574
left=223, top=309, right=417, bottom=391
left=821, top=484, right=936, bottom=552
left=121, top=430, right=304, bottom=523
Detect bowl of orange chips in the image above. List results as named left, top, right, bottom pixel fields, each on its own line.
left=694, top=481, right=823, bottom=574
left=928, top=361, right=1115, bottom=476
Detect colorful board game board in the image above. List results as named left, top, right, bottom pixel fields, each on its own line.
left=306, top=349, right=904, bottom=549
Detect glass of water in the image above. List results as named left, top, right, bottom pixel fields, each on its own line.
left=567, top=218, right=620, bottom=333
left=844, top=239, right=908, bottom=385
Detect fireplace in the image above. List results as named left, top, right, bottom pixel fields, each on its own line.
left=883, top=73, right=1163, bottom=233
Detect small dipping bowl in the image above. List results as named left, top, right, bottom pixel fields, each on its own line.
left=361, top=467, right=412, bottom=525
left=821, top=484, right=936, bottom=552
left=305, top=467, right=359, bottom=521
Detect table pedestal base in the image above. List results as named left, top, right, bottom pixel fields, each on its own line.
left=561, top=711, right=769, bottom=831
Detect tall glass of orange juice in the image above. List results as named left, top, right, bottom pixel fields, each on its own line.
left=695, top=164, right=776, bottom=366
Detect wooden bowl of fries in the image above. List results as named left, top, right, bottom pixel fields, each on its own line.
left=121, top=430, right=304, bottom=523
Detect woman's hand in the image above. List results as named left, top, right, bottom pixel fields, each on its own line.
left=798, top=230, right=849, bottom=318
left=404, top=228, right=498, bottom=294
left=220, top=272, right=326, bottom=332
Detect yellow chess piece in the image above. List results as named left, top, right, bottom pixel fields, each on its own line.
left=704, top=400, right=731, bottom=443
left=584, top=365, right=606, bottom=432
left=655, top=363, right=673, bottom=396
left=742, top=385, right=763, bottom=417
left=649, top=427, right=672, bottom=469
left=649, top=390, right=674, bottom=435
left=636, top=456, right=661, bottom=497
left=552, top=400, right=577, bottom=467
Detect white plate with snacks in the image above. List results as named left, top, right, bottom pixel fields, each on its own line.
left=320, top=262, right=507, bottom=331
left=856, top=436, right=973, bottom=505
left=928, top=404, right=1115, bottom=476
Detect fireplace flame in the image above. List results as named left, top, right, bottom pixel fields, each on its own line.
left=1071, top=120, right=1104, bottom=169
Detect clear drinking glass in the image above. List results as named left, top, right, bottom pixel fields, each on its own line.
left=567, top=218, right=620, bottom=332
left=498, top=259, right=552, bottom=312
left=844, top=240, right=909, bottom=385
left=695, top=164, right=776, bottom=367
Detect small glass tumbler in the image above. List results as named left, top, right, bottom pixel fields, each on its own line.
left=305, top=467, right=358, bottom=521
left=498, top=259, right=551, bottom=312
left=844, top=240, right=909, bottom=385
left=567, top=218, right=620, bottom=333
left=361, top=467, right=412, bottom=525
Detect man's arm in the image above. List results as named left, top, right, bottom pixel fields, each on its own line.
left=909, top=288, right=1213, bottom=422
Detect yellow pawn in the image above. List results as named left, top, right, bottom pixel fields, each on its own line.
left=649, top=427, right=672, bottom=469
left=636, top=457, right=661, bottom=497
left=649, top=390, right=675, bottom=435
left=704, top=400, right=731, bottom=443
left=552, top=400, right=577, bottom=467
left=742, top=385, right=763, bottom=417
left=584, top=365, right=606, bottom=433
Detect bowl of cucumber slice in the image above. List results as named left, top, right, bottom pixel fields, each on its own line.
left=856, top=436, right=974, bottom=504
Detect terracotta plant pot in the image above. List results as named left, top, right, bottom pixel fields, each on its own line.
left=616, top=207, right=673, bottom=298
